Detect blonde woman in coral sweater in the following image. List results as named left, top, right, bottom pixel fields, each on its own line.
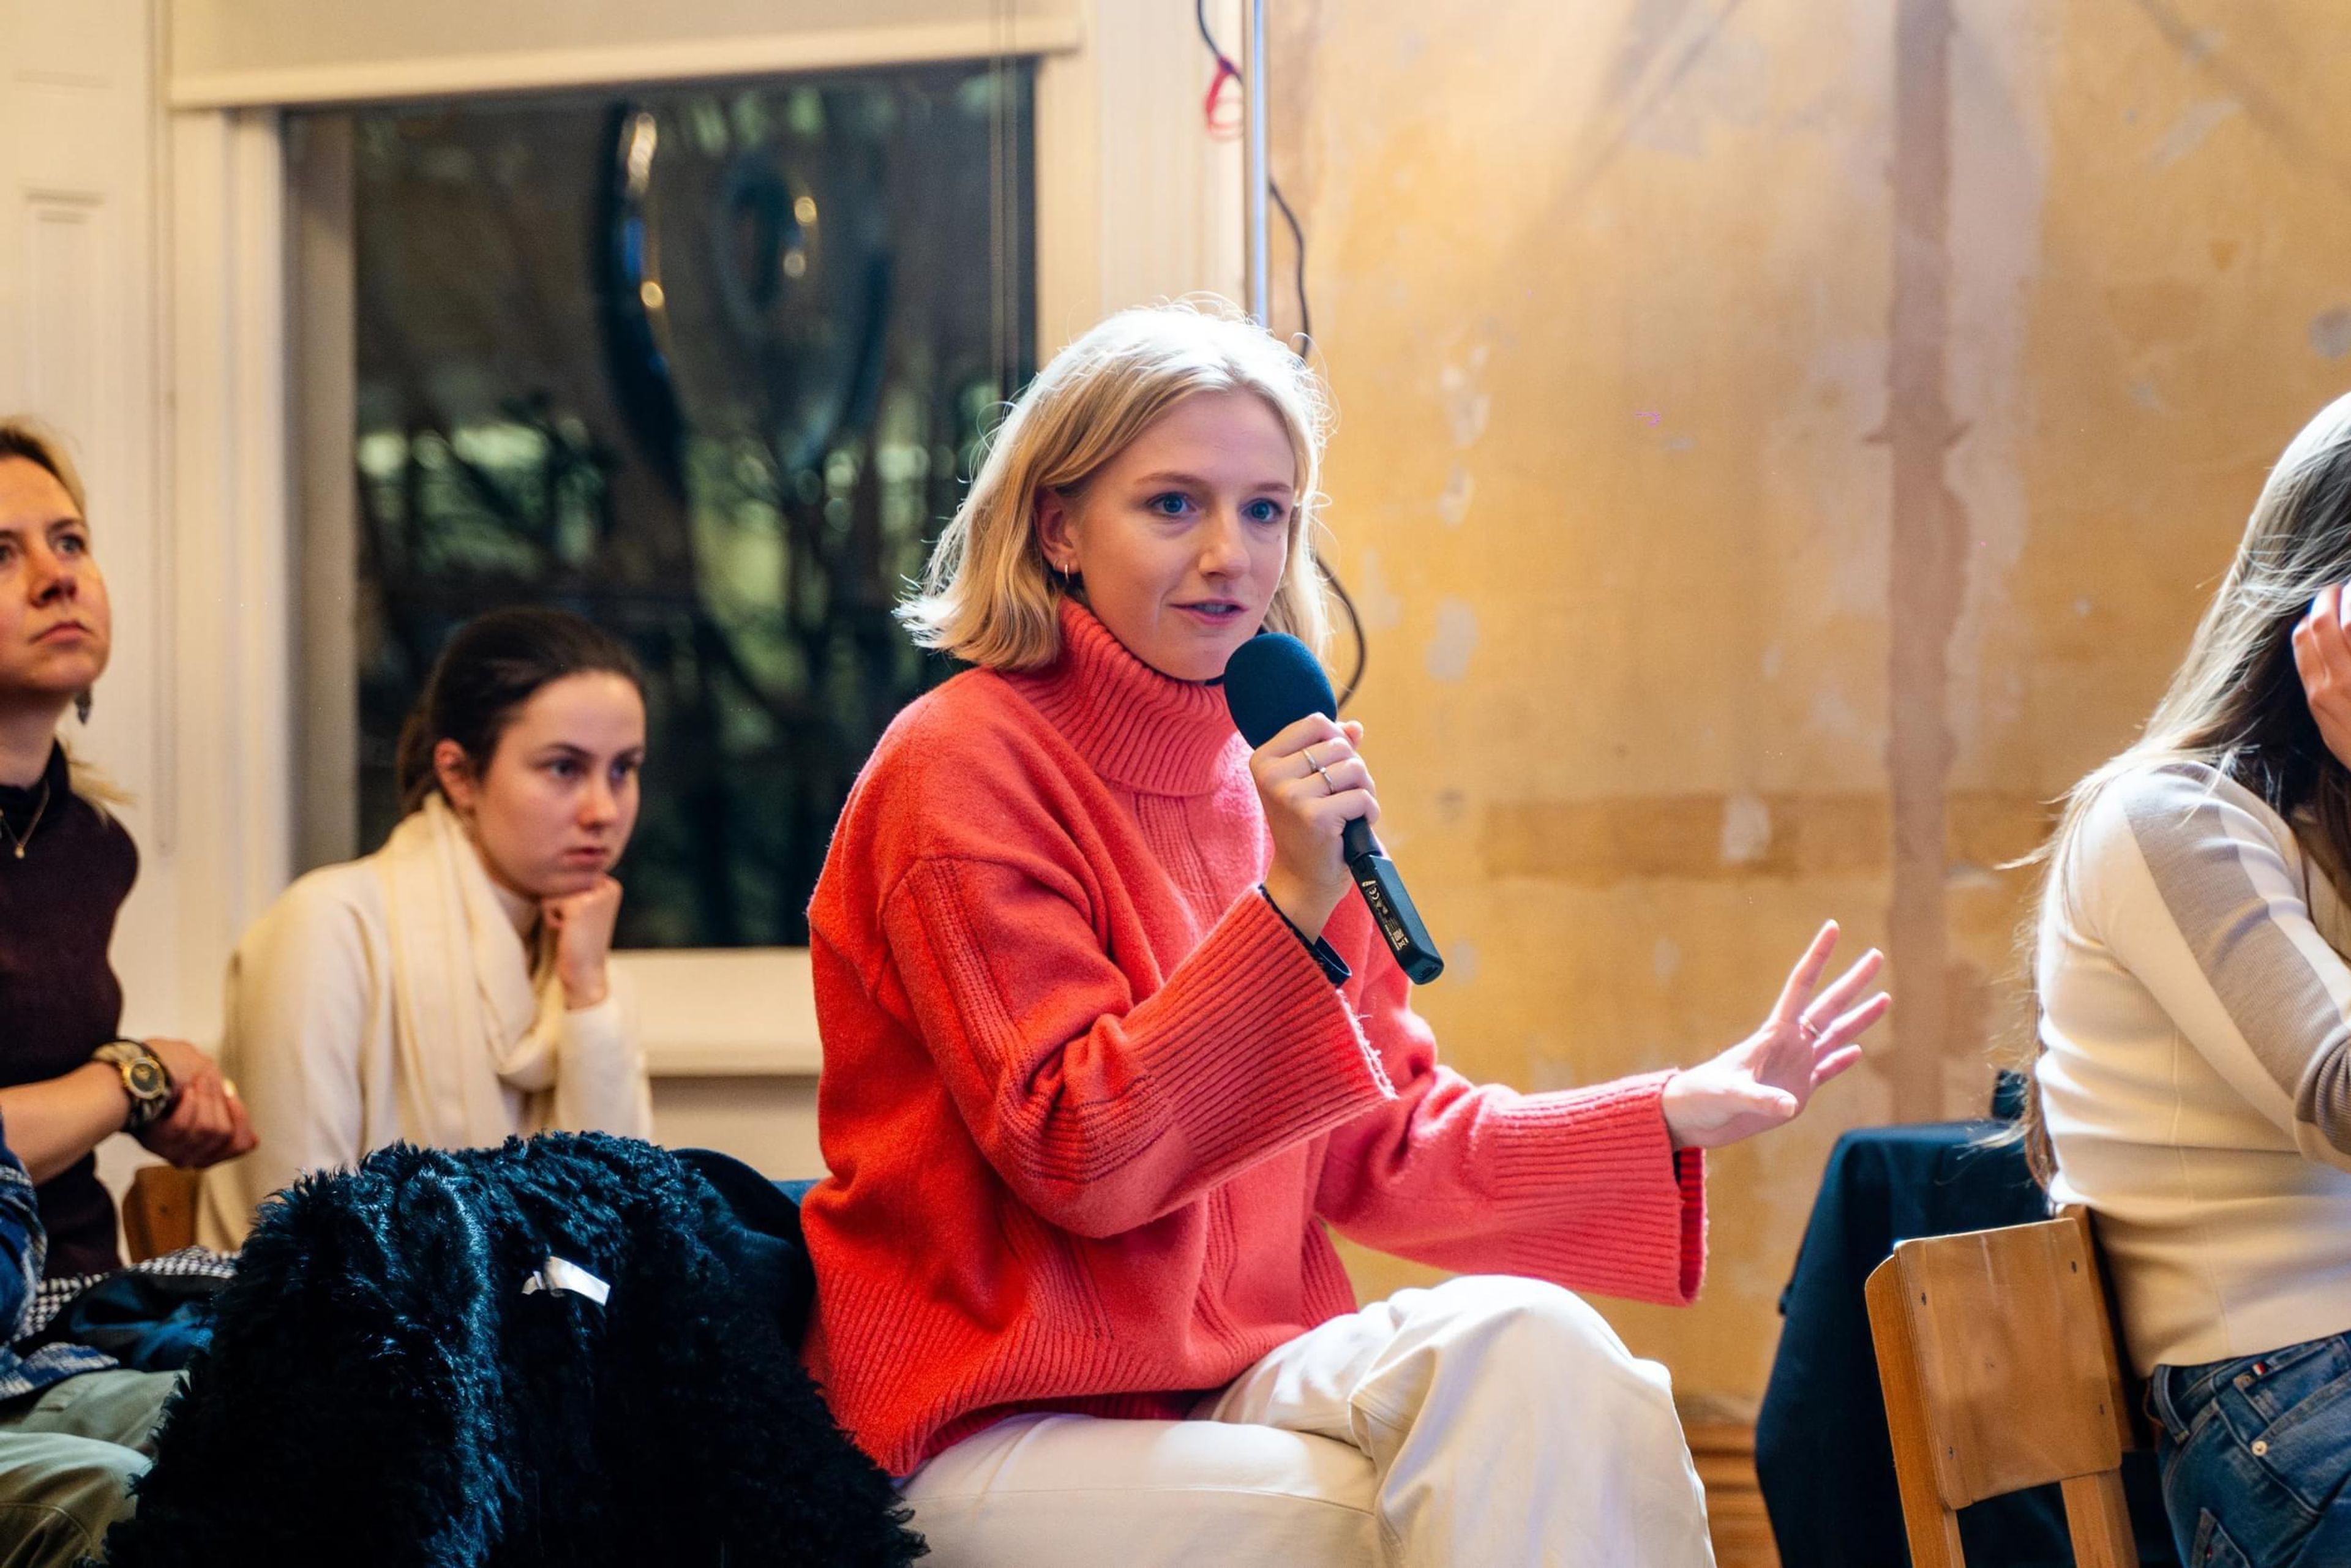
left=800, top=301, right=1888, bottom=1567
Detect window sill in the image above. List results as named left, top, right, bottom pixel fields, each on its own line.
left=616, top=947, right=822, bottom=1079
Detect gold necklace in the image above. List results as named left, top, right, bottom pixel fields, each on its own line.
left=0, top=779, right=51, bottom=860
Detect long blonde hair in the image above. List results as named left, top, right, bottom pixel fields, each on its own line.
left=2011, top=389, right=2351, bottom=1176
left=901, top=298, right=1334, bottom=669
left=0, top=416, right=125, bottom=811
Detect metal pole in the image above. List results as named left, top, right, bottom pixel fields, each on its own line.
left=1242, top=0, right=1271, bottom=324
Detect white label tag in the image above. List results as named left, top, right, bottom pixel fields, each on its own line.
left=521, top=1255, right=611, bottom=1306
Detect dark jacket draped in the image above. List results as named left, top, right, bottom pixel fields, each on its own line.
left=103, top=1132, right=924, bottom=1568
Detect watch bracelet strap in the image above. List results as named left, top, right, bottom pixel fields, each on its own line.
left=94, top=1037, right=172, bottom=1130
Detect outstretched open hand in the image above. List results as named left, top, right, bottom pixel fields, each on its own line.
left=1659, top=922, right=1888, bottom=1151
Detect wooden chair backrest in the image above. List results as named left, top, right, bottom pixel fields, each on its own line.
left=2072, top=1203, right=2158, bottom=1457
left=122, top=1163, right=201, bottom=1262
left=1864, top=1206, right=2140, bottom=1568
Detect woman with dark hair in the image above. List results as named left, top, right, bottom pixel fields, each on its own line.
left=199, top=608, right=653, bottom=1247
left=2027, top=392, right=2351, bottom=1565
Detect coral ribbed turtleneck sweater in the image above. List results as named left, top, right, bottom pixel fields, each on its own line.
left=801, top=601, right=1704, bottom=1474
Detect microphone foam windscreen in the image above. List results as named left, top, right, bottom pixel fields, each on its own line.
left=1223, top=632, right=1339, bottom=748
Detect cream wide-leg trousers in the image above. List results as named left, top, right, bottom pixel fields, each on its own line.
left=898, top=1274, right=1717, bottom=1567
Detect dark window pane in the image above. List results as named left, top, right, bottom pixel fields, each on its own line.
left=332, top=62, right=1035, bottom=947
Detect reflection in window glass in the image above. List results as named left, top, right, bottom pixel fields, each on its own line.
left=337, top=62, right=1034, bottom=946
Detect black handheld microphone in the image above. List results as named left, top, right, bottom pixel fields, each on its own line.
left=1223, top=634, right=1445, bottom=985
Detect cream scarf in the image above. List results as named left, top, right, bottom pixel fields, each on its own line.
left=375, top=792, right=566, bottom=1147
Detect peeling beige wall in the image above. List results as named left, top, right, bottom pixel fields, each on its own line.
left=1272, top=0, right=2351, bottom=1410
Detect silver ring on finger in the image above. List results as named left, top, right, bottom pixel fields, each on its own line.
left=1312, top=760, right=1336, bottom=794
left=1798, top=1016, right=1823, bottom=1048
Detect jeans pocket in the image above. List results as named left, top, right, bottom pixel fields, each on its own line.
left=2189, top=1510, right=2252, bottom=1568
left=2218, top=1338, right=2351, bottom=1515
left=2227, top=1335, right=2345, bottom=1427
left=2161, top=1349, right=2346, bottom=1566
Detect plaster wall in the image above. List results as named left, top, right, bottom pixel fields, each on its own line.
left=1269, top=0, right=2351, bottom=1408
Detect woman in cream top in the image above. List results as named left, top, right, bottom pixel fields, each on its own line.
left=2031, top=391, right=2351, bottom=1566
left=200, top=608, right=653, bottom=1247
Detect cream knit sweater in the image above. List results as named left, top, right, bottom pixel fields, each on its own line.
left=196, top=832, right=651, bottom=1250
left=2039, top=760, right=2351, bottom=1376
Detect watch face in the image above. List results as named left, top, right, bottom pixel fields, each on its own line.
left=126, top=1059, right=167, bottom=1098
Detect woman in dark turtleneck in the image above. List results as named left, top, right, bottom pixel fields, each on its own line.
left=0, top=419, right=252, bottom=1276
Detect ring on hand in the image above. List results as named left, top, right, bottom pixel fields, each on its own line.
left=1304, top=745, right=1337, bottom=794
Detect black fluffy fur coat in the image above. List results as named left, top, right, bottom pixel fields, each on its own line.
left=100, top=1133, right=924, bottom=1568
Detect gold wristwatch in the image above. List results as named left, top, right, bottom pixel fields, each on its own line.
left=91, top=1039, right=173, bottom=1131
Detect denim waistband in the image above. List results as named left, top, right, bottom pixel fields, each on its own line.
left=2148, top=1357, right=2224, bottom=1439
left=2150, top=1333, right=2351, bottom=1441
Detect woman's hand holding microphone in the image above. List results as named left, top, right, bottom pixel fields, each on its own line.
left=1249, top=714, right=1378, bottom=940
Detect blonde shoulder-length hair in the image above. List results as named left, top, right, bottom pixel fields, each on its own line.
left=899, top=297, right=1334, bottom=670
left=2008, top=388, right=2351, bottom=1177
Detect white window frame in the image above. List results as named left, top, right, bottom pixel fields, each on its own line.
left=167, top=2, right=1247, bottom=1079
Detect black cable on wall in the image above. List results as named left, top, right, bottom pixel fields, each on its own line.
left=1194, top=0, right=1365, bottom=707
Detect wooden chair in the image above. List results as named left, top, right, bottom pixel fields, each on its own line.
left=1864, top=1206, right=2147, bottom=1568
left=122, top=1163, right=202, bottom=1261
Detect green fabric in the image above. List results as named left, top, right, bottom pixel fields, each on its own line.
left=0, top=1370, right=178, bottom=1567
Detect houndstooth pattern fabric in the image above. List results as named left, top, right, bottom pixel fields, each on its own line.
left=22, top=1245, right=239, bottom=1339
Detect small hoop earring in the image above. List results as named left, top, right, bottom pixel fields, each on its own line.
left=73, top=689, right=92, bottom=725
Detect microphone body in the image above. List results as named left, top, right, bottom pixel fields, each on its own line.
left=1338, top=820, right=1445, bottom=985
left=1223, top=635, right=1445, bottom=985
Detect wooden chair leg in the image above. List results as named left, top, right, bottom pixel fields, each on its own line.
left=1866, top=1262, right=1967, bottom=1568
left=124, top=1164, right=201, bottom=1262
left=2059, top=1471, right=2137, bottom=1568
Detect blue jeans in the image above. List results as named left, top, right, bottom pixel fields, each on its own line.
left=2152, top=1333, right=2351, bottom=1566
